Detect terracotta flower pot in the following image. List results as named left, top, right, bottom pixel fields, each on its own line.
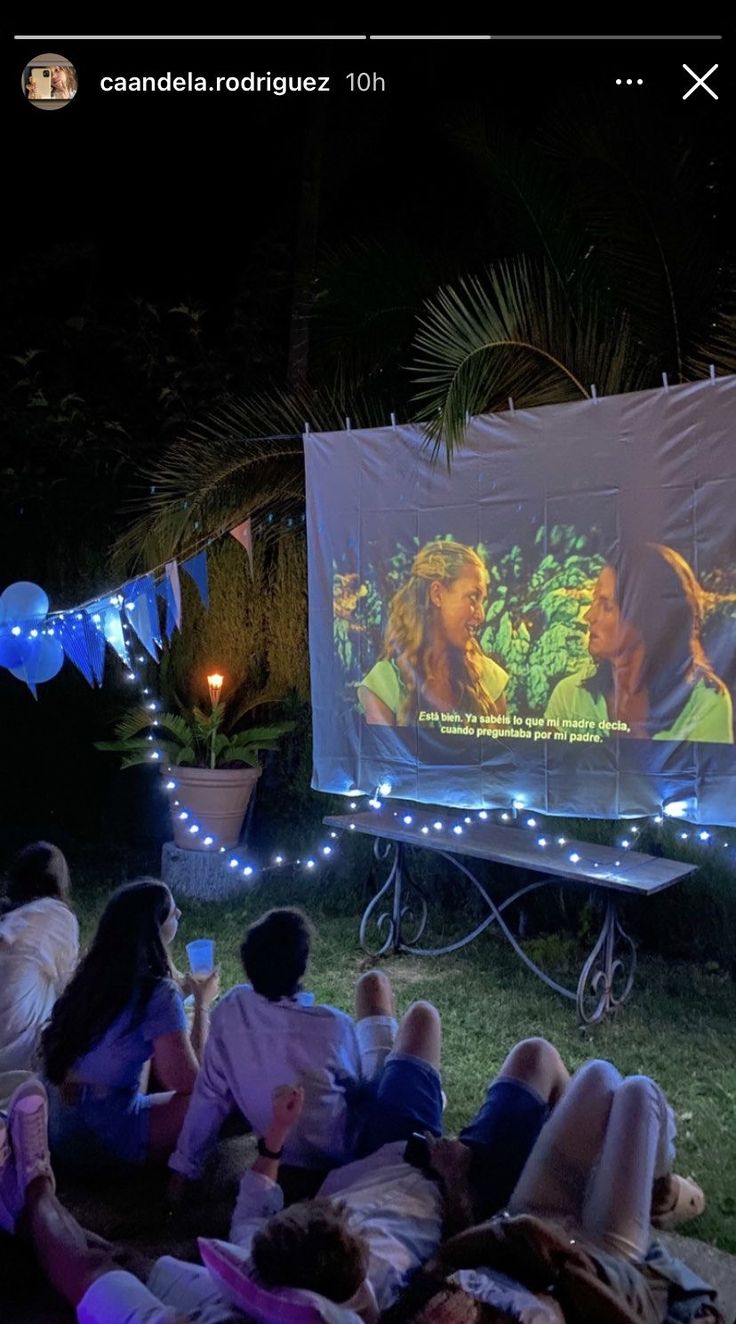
left=164, top=766, right=261, bottom=850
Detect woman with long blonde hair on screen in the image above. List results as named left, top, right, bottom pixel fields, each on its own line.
left=50, top=65, right=76, bottom=99
left=358, top=540, right=508, bottom=726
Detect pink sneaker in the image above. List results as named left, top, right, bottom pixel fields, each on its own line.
left=8, top=1079, right=55, bottom=1204
left=0, top=1116, right=21, bottom=1233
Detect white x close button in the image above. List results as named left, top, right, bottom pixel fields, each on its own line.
left=682, top=63, right=718, bottom=100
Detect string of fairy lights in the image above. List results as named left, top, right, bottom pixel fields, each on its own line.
left=121, top=654, right=733, bottom=880
left=99, top=608, right=731, bottom=878
left=157, top=774, right=732, bottom=882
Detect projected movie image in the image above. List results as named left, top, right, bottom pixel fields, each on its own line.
left=340, top=534, right=734, bottom=746
left=306, top=378, right=736, bottom=821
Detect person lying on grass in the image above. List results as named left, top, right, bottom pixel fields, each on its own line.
left=0, top=1030, right=713, bottom=1324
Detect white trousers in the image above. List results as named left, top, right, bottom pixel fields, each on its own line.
left=509, top=1059, right=676, bottom=1261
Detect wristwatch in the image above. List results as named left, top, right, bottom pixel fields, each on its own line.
left=257, top=1136, right=284, bottom=1160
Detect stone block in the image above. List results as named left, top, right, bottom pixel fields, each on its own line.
left=161, top=841, right=258, bottom=900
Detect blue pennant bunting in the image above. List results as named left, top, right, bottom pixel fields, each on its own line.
left=88, top=599, right=129, bottom=667
left=57, top=615, right=95, bottom=685
left=156, top=562, right=182, bottom=640
left=82, top=612, right=106, bottom=685
left=182, top=551, right=209, bottom=608
left=123, top=575, right=161, bottom=662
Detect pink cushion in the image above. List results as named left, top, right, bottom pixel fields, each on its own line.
left=198, top=1238, right=331, bottom=1323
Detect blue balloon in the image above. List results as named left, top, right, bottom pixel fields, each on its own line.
left=9, top=634, right=64, bottom=686
left=0, top=581, right=49, bottom=623
left=0, top=632, right=26, bottom=671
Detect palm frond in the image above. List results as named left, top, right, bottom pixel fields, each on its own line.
left=112, top=379, right=397, bottom=573
left=219, top=750, right=259, bottom=767
left=109, top=707, right=155, bottom=740
left=95, top=737, right=153, bottom=753
left=149, top=713, right=192, bottom=746
left=225, top=686, right=298, bottom=729
left=411, top=255, right=649, bottom=458
left=227, top=722, right=296, bottom=746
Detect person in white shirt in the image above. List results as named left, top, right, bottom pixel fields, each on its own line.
left=169, top=908, right=397, bottom=1187
left=0, top=842, right=78, bottom=1075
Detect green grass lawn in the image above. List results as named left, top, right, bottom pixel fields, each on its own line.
left=72, top=872, right=736, bottom=1254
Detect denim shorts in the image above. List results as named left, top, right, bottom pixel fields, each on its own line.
left=459, top=1077, right=551, bottom=1217
left=47, top=1081, right=153, bottom=1167
left=357, top=1051, right=444, bottom=1157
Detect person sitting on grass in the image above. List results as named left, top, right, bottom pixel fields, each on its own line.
left=40, top=878, right=219, bottom=1171
left=169, top=908, right=398, bottom=1191
left=0, top=841, right=78, bottom=1074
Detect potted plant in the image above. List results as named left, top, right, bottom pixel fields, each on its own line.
left=96, top=673, right=295, bottom=850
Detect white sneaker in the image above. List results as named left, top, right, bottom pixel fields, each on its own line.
left=0, top=1116, right=20, bottom=1233
left=8, top=1079, right=54, bottom=1204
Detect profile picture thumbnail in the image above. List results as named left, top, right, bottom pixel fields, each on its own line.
left=23, top=52, right=77, bottom=109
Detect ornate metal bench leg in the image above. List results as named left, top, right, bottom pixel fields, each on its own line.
left=576, top=894, right=637, bottom=1025
left=359, top=841, right=428, bottom=956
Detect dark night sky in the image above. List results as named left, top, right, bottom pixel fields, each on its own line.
left=6, top=34, right=731, bottom=289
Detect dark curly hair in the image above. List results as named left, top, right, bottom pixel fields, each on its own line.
left=251, top=1197, right=368, bottom=1303
left=240, top=907, right=313, bottom=1001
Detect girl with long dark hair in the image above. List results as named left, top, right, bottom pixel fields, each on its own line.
left=41, top=878, right=218, bottom=1168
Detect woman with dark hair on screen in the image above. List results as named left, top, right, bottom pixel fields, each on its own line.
left=546, top=543, right=733, bottom=742
left=358, top=540, right=508, bottom=726
left=0, top=843, right=78, bottom=1073
left=41, top=878, right=218, bottom=1169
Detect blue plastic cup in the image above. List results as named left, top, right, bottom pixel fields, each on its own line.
left=186, top=938, right=215, bottom=975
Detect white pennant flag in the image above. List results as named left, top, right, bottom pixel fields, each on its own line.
left=165, top=560, right=182, bottom=631
left=230, top=518, right=253, bottom=574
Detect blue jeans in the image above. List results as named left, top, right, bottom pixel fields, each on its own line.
left=357, top=1051, right=444, bottom=1156
left=459, top=1077, right=551, bottom=1218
